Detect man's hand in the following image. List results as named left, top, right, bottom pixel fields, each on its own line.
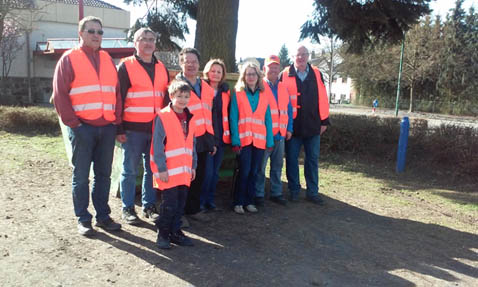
left=154, top=171, right=169, bottom=183
left=210, top=146, right=217, bottom=156
left=286, top=131, right=292, bottom=141
left=191, top=169, right=196, bottom=181
left=320, top=125, right=327, bottom=135
left=116, top=134, right=127, bottom=143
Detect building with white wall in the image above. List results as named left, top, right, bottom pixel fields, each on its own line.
left=1, top=0, right=133, bottom=104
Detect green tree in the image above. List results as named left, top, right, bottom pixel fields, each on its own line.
left=124, top=0, right=196, bottom=51
left=301, top=0, right=431, bottom=53
left=278, top=44, right=290, bottom=70
left=437, top=0, right=468, bottom=103
left=124, top=0, right=239, bottom=71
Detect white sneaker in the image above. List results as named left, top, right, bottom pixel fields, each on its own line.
left=245, top=204, right=258, bottom=213
left=234, top=205, right=245, bottom=214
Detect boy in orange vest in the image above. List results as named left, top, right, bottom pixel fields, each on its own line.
left=150, top=80, right=197, bottom=249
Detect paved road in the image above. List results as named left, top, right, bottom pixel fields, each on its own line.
left=331, top=105, right=478, bottom=129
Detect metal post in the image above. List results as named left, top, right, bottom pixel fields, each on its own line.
left=395, top=34, right=405, bottom=117
left=396, top=117, right=409, bottom=173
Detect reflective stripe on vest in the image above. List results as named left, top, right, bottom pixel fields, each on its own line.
left=123, top=56, right=168, bottom=123
left=281, top=65, right=329, bottom=121
left=263, top=79, right=290, bottom=137
left=222, top=91, right=231, bottom=143
left=187, top=80, right=214, bottom=137
left=236, top=90, right=268, bottom=149
left=68, top=48, right=117, bottom=121
left=150, top=106, right=196, bottom=190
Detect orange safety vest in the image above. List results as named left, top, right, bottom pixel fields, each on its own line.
left=281, top=65, right=329, bottom=120
left=150, top=106, right=196, bottom=190
left=68, top=48, right=117, bottom=121
left=236, top=90, right=268, bottom=149
left=122, top=56, right=168, bottom=123
left=221, top=90, right=231, bottom=144
left=187, top=80, right=214, bottom=137
left=263, top=79, right=290, bottom=137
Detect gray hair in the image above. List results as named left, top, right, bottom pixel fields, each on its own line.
left=133, top=27, right=157, bottom=42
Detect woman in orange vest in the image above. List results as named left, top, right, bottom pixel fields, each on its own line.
left=150, top=80, right=197, bottom=249
left=200, top=59, right=231, bottom=212
left=229, top=62, right=274, bottom=214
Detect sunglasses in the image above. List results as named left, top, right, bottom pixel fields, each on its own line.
left=85, top=29, right=104, bottom=35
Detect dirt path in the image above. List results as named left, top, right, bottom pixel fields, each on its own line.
left=1, top=133, right=477, bottom=286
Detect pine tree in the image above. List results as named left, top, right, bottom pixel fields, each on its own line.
left=301, top=0, right=432, bottom=53
left=278, top=44, right=290, bottom=69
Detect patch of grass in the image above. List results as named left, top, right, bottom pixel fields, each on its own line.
left=0, top=106, right=60, bottom=135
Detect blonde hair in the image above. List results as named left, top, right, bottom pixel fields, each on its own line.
left=203, top=59, right=227, bottom=84
left=235, top=62, right=264, bottom=92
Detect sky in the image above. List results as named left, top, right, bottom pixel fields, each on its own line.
left=108, top=0, right=476, bottom=59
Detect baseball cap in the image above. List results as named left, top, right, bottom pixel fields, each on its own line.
left=265, top=55, right=280, bottom=66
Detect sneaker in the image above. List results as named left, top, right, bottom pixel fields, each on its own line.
left=77, top=221, right=95, bottom=236
left=234, top=205, right=245, bottom=214
left=270, top=196, right=287, bottom=206
left=306, top=196, right=325, bottom=206
left=122, top=207, right=140, bottom=225
left=254, top=197, right=265, bottom=207
left=95, top=218, right=122, bottom=231
left=170, top=230, right=194, bottom=246
left=143, top=205, right=160, bottom=221
left=181, top=216, right=190, bottom=228
left=156, top=234, right=171, bottom=249
left=245, top=204, right=258, bottom=213
left=188, top=211, right=211, bottom=222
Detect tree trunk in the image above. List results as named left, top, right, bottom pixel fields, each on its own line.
left=328, top=36, right=334, bottom=103
left=194, top=0, right=239, bottom=72
left=409, top=81, right=414, bottom=113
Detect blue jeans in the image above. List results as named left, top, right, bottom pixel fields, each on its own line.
left=255, top=139, right=285, bottom=198
left=119, top=130, right=155, bottom=210
left=201, top=144, right=225, bottom=209
left=285, top=135, right=321, bottom=198
left=234, top=145, right=264, bottom=206
left=155, top=185, right=188, bottom=237
left=67, top=123, right=116, bottom=223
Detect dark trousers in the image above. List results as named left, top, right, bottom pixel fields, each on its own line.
left=185, top=151, right=207, bottom=214
left=155, top=185, right=188, bottom=238
left=234, top=145, right=264, bottom=206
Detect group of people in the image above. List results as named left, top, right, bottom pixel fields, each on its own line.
left=52, top=16, right=330, bottom=249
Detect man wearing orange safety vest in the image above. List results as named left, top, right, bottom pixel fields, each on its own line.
left=52, top=16, right=122, bottom=236
left=175, top=48, right=215, bottom=223
left=280, top=45, right=330, bottom=205
left=254, top=55, right=293, bottom=207
left=116, top=28, right=169, bottom=225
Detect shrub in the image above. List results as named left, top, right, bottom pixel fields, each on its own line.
left=0, top=106, right=60, bottom=135
left=325, top=113, right=478, bottom=180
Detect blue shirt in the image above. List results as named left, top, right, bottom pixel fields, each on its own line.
left=229, top=88, right=274, bottom=148
left=295, top=64, right=310, bottom=82
left=265, top=79, right=294, bottom=141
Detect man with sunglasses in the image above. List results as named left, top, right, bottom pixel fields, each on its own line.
left=52, top=16, right=122, bottom=236
left=116, top=28, right=170, bottom=225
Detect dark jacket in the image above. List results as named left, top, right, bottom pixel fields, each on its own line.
left=209, top=81, right=230, bottom=147
left=280, top=63, right=330, bottom=138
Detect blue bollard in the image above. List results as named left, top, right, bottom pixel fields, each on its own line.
left=396, top=117, right=409, bottom=173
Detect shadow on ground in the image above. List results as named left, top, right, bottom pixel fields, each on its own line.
left=98, top=182, right=478, bottom=287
